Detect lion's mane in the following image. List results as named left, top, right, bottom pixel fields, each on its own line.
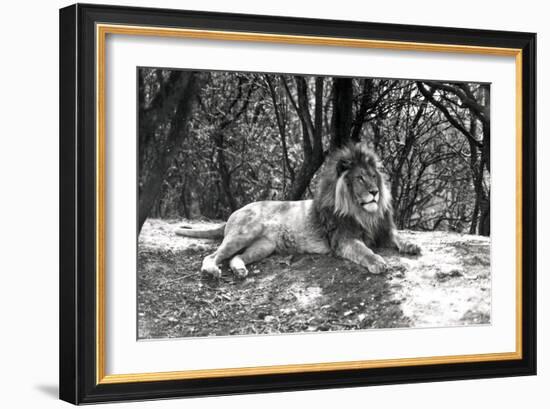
left=313, top=143, right=395, bottom=246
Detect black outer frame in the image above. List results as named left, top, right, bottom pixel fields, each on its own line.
left=59, top=3, right=536, bottom=405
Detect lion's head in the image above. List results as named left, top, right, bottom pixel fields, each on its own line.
left=315, top=143, right=391, bottom=229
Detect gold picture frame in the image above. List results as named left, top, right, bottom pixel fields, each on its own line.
left=60, top=3, right=536, bottom=404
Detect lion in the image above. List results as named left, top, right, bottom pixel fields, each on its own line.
left=176, top=142, right=420, bottom=278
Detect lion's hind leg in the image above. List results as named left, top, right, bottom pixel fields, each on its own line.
left=201, top=224, right=264, bottom=278
left=201, top=254, right=223, bottom=278
left=229, top=238, right=276, bottom=278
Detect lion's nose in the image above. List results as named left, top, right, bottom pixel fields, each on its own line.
left=369, top=189, right=379, bottom=196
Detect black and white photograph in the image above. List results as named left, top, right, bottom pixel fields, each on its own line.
left=137, top=69, right=491, bottom=339
left=1, top=0, right=543, bottom=405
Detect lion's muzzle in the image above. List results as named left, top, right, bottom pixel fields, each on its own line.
left=360, top=191, right=379, bottom=212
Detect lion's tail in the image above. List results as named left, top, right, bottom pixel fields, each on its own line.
left=175, top=223, right=226, bottom=239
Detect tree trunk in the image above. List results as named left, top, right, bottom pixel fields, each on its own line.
left=138, top=71, right=203, bottom=233
left=265, top=76, right=295, bottom=183
left=285, top=76, right=326, bottom=200
left=350, top=79, right=374, bottom=142
left=178, top=175, right=189, bottom=218
left=466, top=116, right=481, bottom=235
left=479, top=86, right=490, bottom=236
left=138, top=70, right=179, bottom=165
left=331, top=77, right=353, bottom=148
left=214, top=131, right=238, bottom=212
left=287, top=163, right=319, bottom=201
left=469, top=150, right=482, bottom=235
left=479, top=191, right=490, bottom=236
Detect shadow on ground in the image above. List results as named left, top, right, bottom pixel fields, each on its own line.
left=34, top=384, right=58, bottom=399
left=138, top=219, right=491, bottom=339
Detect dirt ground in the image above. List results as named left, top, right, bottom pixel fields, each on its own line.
left=137, top=219, right=491, bottom=339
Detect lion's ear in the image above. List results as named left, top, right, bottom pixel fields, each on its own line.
left=336, top=159, right=352, bottom=176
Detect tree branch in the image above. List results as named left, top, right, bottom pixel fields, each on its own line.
left=416, top=82, right=483, bottom=148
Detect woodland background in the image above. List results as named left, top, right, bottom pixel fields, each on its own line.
left=138, top=69, right=490, bottom=236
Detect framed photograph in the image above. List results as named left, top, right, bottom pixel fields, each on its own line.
left=59, top=3, right=536, bottom=404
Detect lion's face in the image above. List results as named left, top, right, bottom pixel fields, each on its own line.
left=324, top=143, right=390, bottom=222
left=347, top=165, right=382, bottom=213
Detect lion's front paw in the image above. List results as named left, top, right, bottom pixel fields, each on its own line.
left=399, top=242, right=421, bottom=256
left=368, top=255, right=388, bottom=275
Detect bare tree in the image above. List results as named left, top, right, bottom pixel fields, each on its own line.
left=138, top=70, right=204, bottom=233
left=283, top=76, right=325, bottom=200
